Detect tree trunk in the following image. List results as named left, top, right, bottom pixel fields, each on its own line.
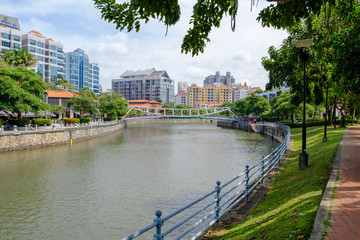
left=17, top=110, right=22, bottom=119
left=332, top=101, right=336, bottom=129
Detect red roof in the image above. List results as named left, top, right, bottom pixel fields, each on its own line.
left=45, top=90, right=75, bottom=98
left=30, top=30, right=42, bottom=35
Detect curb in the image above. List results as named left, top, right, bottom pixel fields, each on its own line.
left=309, top=130, right=345, bottom=240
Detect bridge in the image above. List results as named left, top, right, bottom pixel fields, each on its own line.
left=123, top=106, right=240, bottom=121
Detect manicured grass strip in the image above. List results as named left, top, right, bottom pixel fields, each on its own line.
left=213, top=126, right=345, bottom=240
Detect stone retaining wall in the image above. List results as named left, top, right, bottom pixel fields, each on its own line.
left=217, top=121, right=288, bottom=142
left=0, top=122, right=124, bottom=152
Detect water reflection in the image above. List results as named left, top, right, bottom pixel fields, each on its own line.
left=0, top=124, right=276, bottom=239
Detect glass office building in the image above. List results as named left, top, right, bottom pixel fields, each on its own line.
left=65, top=48, right=100, bottom=93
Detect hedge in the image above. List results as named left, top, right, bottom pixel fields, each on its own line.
left=0, top=119, right=3, bottom=126
left=8, top=119, right=31, bottom=127
left=103, top=117, right=114, bottom=121
left=79, top=117, right=91, bottom=123
left=63, top=117, right=80, bottom=124
left=32, top=118, right=52, bottom=126
left=286, top=119, right=359, bottom=128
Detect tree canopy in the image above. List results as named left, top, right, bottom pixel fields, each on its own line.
left=98, top=90, right=128, bottom=119
left=234, top=93, right=270, bottom=118
left=93, top=0, right=340, bottom=56
left=67, top=87, right=97, bottom=116
left=0, top=49, right=37, bottom=68
left=0, top=67, right=49, bottom=117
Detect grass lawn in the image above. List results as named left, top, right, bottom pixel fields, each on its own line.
left=212, top=126, right=345, bottom=240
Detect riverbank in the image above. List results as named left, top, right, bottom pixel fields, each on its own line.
left=208, top=126, right=345, bottom=239
left=0, top=118, right=218, bottom=152
left=0, top=121, right=124, bottom=152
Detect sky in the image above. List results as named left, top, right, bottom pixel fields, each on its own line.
left=2, top=0, right=289, bottom=92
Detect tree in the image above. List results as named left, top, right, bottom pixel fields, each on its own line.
left=270, top=91, right=299, bottom=123
left=93, top=0, right=336, bottom=56
left=57, top=78, right=76, bottom=91
left=67, top=87, right=97, bottom=117
left=0, top=67, right=49, bottom=118
left=46, top=82, right=57, bottom=90
left=50, top=105, right=65, bottom=119
left=1, top=49, right=37, bottom=68
left=234, top=94, right=270, bottom=119
left=98, top=90, right=128, bottom=119
left=0, top=60, right=10, bottom=69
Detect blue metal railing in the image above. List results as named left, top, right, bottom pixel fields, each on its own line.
left=122, top=123, right=290, bottom=240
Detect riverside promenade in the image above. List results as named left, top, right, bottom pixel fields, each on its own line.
left=311, top=125, right=360, bottom=239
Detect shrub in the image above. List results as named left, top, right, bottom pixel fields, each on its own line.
left=103, top=117, right=114, bottom=121
left=0, top=119, right=3, bottom=126
left=79, top=117, right=91, bottom=123
left=32, top=118, right=52, bottom=126
left=8, top=119, right=30, bottom=127
left=63, top=117, right=80, bottom=124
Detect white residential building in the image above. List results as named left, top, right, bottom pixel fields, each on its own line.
left=112, top=68, right=174, bottom=103
left=1, top=14, right=65, bottom=83
left=255, top=86, right=290, bottom=101
left=175, top=93, right=187, bottom=106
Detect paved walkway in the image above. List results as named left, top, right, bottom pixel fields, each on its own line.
left=325, top=125, right=360, bottom=240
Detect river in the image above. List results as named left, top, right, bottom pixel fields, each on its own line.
left=0, top=123, right=276, bottom=239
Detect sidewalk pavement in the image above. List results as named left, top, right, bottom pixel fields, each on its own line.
left=310, top=125, right=360, bottom=240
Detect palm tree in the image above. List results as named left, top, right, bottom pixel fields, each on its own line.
left=1, top=49, right=37, bottom=68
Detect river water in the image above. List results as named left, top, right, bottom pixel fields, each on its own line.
left=0, top=124, right=276, bottom=239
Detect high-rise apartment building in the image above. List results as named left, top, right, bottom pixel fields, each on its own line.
left=1, top=14, right=65, bottom=83
left=65, top=48, right=100, bottom=93
left=203, top=71, right=235, bottom=88
left=187, top=84, right=232, bottom=107
left=178, top=81, right=188, bottom=93
left=112, top=68, right=174, bottom=103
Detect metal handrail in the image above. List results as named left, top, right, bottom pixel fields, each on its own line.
left=122, top=122, right=290, bottom=240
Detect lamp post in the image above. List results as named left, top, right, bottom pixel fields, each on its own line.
left=295, top=39, right=313, bottom=170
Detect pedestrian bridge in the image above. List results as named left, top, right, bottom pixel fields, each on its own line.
left=123, top=106, right=240, bottom=121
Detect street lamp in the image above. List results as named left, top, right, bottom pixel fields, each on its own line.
left=295, top=39, right=313, bottom=170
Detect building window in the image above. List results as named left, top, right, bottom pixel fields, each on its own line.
left=13, top=35, right=20, bottom=41
left=37, top=49, right=43, bottom=54
left=50, top=45, right=57, bottom=51
left=1, top=33, right=10, bottom=40
left=1, top=41, right=10, bottom=48
left=30, top=47, right=36, bottom=53
left=37, top=42, right=44, bottom=48
left=13, top=43, right=20, bottom=49
left=30, top=39, right=36, bottom=45
left=37, top=56, right=44, bottom=61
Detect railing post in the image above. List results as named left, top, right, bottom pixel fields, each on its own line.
left=245, top=165, right=250, bottom=201
left=153, top=210, right=163, bottom=240
left=214, top=181, right=221, bottom=223
left=261, top=155, right=265, bottom=183
left=13, top=125, right=17, bottom=131
left=277, top=144, right=280, bottom=163
left=271, top=148, right=274, bottom=168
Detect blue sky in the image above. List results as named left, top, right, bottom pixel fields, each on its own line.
left=3, top=0, right=288, bottom=92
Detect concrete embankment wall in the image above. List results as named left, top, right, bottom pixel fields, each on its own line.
left=0, top=122, right=124, bottom=152
left=217, top=121, right=288, bottom=142
left=124, top=118, right=217, bottom=126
